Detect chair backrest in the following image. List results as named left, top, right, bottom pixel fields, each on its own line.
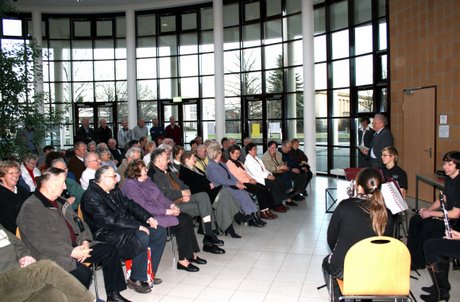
left=344, top=168, right=363, bottom=181
left=77, top=204, right=84, bottom=221
left=16, top=227, right=21, bottom=239
left=342, top=236, right=411, bottom=296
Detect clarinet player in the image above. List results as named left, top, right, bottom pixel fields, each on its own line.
left=407, top=151, right=460, bottom=271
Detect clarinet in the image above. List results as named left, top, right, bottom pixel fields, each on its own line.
left=439, top=191, right=452, bottom=238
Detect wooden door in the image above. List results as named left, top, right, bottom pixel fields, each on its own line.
left=403, top=87, right=436, bottom=201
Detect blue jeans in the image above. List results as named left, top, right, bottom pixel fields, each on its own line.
left=130, top=226, right=166, bottom=281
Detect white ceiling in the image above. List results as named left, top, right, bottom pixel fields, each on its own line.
left=13, top=0, right=208, bottom=13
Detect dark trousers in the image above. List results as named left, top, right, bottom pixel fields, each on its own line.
left=291, top=171, right=312, bottom=195
left=243, top=182, right=274, bottom=210
left=424, top=238, right=460, bottom=263
left=322, top=255, right=343, bottom=302
left=265, top=177, right=288, bottom=205
left=131, top=226, right=166, bottom=282
left=169, top=213, right=200, bottom=260
left=69, top=242, right=126, bottom=294
left=407, top=215, right=445, bottom=267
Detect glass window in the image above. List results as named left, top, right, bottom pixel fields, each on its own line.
left=201, top=31, right=214, bottom=52
left=355, top=55, right=373, bottom=86
left=159, top=78, right=178, bottom=99
left=331, top=29, right=349, bottom=59
left=315, top=63, right=327, bottom=90
left=202, top=98, right=215, bottom=119
left=160, top=15, right=176, bottom=33
left=332, top=59, right=349, bottom=88
left=136, top=37, right=156, bottom=58
left=200, top=53, right=214, bottom=75
left=379, top=20, right=387, bottom=50
left=330, top=1, right=348, bottom=31
left=242, top=48, right=261, bottom=71
left=380, top=54, right=387, bottom=80
left=224, top=27, right=240, bottom=50
left=225, top=74, right=240, bottom=96
left=264, top=19, right=282, bottom=44
left=116, top=16, right=126, bottom=38
left=267, top=99, right=282, bottom=119
left=285, top=67, right=302, bottom=93
left=72, top=40, right=93, bottom=60
left=182, top=13, right=196, bottom=30
left=180, top=55, right=198, bottom=77
left=242, top=23, right=260, bottom=48
left=248, top=101, right=263, bottom=119
left=94, top=40, right=114, bottom=60
left=354, top=0, right=372, bottom=24
left=379, top=87, right=387, bottom=112
left=74, top=20, right=91, bottom=37
left=137, top=80, right=157, bottom=100
left=73, top=61, right=93, bottom=81
left=286, top=14, right=301, bottom=40
left=115, top=39, right=126, bottom=59
left=158, top=35, right=177, bottom=56
left=242, top=71, right=262, bottom=95
left=332, top=89, right=350, bottom=117
left=201, top=7, right=213, bottom=30
left=333, top=147, right=350, bottom=168
left=223, top=3, right=239, bottom=27
left=2, top=19, right=22, bottom=36
left=137, top=14, right=156, bottom=36
left=286, top=93, right=303, bottom=118
left=180, top=33, right=198, bottom=55
left=49, top=18, right=70, bottom=39
left=48, top=40, right=71, bottom=60
left=355, top=24, right=372, bottom=55
left=315, top=92, right=328, bottom=118
left=158, top=57, right=177, bottom=78
left=245, top=2, right=260, bottom=21
left=378, top=0, right=387, bottom=17
left=332, top=118, right=350, bottom=146
left=116, top=81, right=128, bottom=101
left=73, top=82, right=94, bottom=102
left=316, top=146, right=328, bottom=173
left=138, top=102, right=158, bottom=119
left=264, top=44, right=282, bottom=69
left=357, top=90, right=373, bottom=112
left=314, top=7, right=326, bottom=35
left=97, top=20, right=112, bottom=37
left=95, top=81, right=115, bottom=101
left=181, top=77, right=199, bottom=98
left=202, top=76, right=215, bottom=97
left=286, top=0, right=301, bottom=14
left=314, top=35, right=326, bottom=62
left=285, top=40, right=303, bottom=66
left=286, top=119, right=303, bottom=141
left=225, top=98, right=241, bottom=119
left=249, top=120, right=263, bottom=143
left=224, top=50, right=241, bottom=73
left=94, top=61, right=115, bottom=80
left=137, top=58, right=156, bottom=79
left=266, top=0, right=281, bottom=17
left=115, top=60, right=127, bottom=80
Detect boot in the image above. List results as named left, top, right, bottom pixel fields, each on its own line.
left=203, top=222, right=224, bottom=246
left=224, top=224, right=241, bottom=238
left=420, top=261, right=450, bottom=302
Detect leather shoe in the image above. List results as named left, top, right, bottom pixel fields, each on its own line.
left=292, top=194, right=304, bottom=201
left=177, top=262, right=199, bottom=272
left=203, top=244, right=225, bottom=254
left=259, top=211, right=275, bottom=220
left=189, top=256, right=207, bottom=265
left=126, top=278, right=151, bottom=294
left=153, top=278, right=162, bottom=285
left=286, top=200, right=298, bottom=206
left=203, top=235, right=224, bottom=246
left=107, top=292, right=132, bottom=302
left=273, top=204, right=288, bottom=213
left=247, top=217, right=264, bottom=227
left=267, top=210, right=278, bottom=218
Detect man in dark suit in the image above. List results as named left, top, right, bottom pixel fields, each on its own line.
left=75, top=117, right=95, bottom=144
left=357, top=117, right=375, bottom=168
left=365, top=114, right=394, bottom=168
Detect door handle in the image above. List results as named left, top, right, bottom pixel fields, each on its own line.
left=424, top=148, right=432, bottom=158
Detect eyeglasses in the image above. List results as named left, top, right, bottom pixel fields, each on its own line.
left=381, top=154, right=392, bottom=157
left=103, top=174, right=117, bottom=179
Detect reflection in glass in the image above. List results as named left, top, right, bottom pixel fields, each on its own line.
left=136, top=37, right=156, bottom=58
left=264, top=19, right=282, bottom=44
left=332, top=59, right=349, bottom=88
left=160, top=15, right=176, bottom=32
left=248, top=101, right=263, bottom=119
left=332, top=30, right=349, bottom=59
left=379, top=20, right=387, bottom=50
left=355, top=24, right=372, bottom=55
left=314, top=7, right=326, bottom=35
left=181, top=77, right=199, bottom=98
left=243, top=24, right=261, bottom=48
left=355, top=55, right=373, bottom=86
left=333, top=147, right=350, bottom=169
left=316, top=146, right=328, bottom=173
left=202, top=98, right=215, bottom=120
left=97, top=20, right=112, bottom=37
left=267, top=100, right=282, bottom=119
left=137, top=15, right=156, bottom=36
left=330, top=1, right=348, bottom=31
left=315, top=63, right=327, bottom=90
left=159, top=35, right=177, bottom=56
left=225, top=98, right=241, bottom=119
left=357, top=90, right=373, bottom=112
left=180, top=55, right=198, bottom=77
left=332, top=89, right=350, bottom=117
left=316, top=119, right=328, bottom=144
left=182, top=13, right=196, bottom=30
left=354, top=0, right=372, bottom=24
left=94, top=61, right=115, bottom=81
left=315, top=91, right=328, bottom=118
left=314, top=35, right=326, bottom=62
left=180, top=33, right=198, bottom=55
left=136, top=58, right=155, bottom=79
left=137, top=80, right=157, bottom=100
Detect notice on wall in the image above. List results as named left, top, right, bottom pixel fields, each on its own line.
left=439, top=125, right=449, bottom=138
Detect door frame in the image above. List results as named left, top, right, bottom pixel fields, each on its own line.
left=74, top=102, right=118, bottom=140
left=159, top=99, right=201, bottom=145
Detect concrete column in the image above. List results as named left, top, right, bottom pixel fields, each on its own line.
left=126, top=9, right=137, bottom=128
left=32, top=11, right=43, bottom=114
left=302, top=0, right=316, bottom=173
left=213, top=0, right=225, bottom=141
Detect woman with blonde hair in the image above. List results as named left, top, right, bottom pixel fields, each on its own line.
left=322, top=168, right=393, bottom=301
left=380, top=146, right=408, bottom=198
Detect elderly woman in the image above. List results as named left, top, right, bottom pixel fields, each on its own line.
left=206, top=144, right=263, bottom=227
left=0, top=160, right=30, bottom=233
left=245, top=143, right=291, bottom=213
left=99, top=149, right=117, bottom=170
left=179, top=151, right=241, bottom=238
left=143, top=141, right=156, bottom=167
left=171, top=145, right=184, bottom=174
left=122, top=159, right=206, bottom=272
left=195, top=144, right=209, bottom=173
left=20, top=153, right=41, bottom=192
left=226, top=144, right=277, bottom=220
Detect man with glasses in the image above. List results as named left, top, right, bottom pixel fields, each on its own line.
left=363, top=113, right=394, bottom=169
left=81, top=166, right=167, bottom=294
left=80, top=152, right=102, bottom=190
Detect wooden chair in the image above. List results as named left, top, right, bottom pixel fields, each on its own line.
left=334, top=236, right=412, bottom=301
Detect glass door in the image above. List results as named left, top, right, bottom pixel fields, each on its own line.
left=74, top=102, right=117, bottom=144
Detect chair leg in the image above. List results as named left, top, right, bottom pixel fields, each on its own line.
left=92, top=263, right=99, bottom=299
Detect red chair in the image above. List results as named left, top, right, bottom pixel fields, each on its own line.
left=344, top=168, right=363, bottom=181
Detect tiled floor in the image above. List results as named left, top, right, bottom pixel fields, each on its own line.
left=92, top=176, right=460, bottom=301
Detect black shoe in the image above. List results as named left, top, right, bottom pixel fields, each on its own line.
left=107, top=292, right=132, bottom=302
left=189, top=256, right=207, bottom=265
left=422, top=285, right=435, bottom=294
left=153, top=278, right=162, bottom=285
left=126, top=278, right=152, bottom=294
left=420, top=292, right=450, bottom=301
left=177, top=262, right=199, bottom=272
left=291, top=195, right=304, bottom=201
left=224, top=224, right=242, bottom=238
left=203, top=244, right=225, bottom=254
left=247, top=217, right=264, bottom=227
left=203, top=235, right=224, bottom=246
left=254, top=215, right=267, bottom=225
left=286, top=200, right=299, bottom=206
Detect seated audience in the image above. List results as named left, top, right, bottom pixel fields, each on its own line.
left=149, top=149, right=225, bottom=254
left=37, top=145, right=55, bottom=170
left=117, top=147, right=142, bottom=188
left=407, top=151, right=460, bottom=270
left=81, top=166, right=166, bottom=293
left=380, top=146, right=408, bottom=198
left=122, top=160, right=206, bottom=272
left=68, top=141, right=87, bottom=184
left=279, top=140, right=311, bottom=200
left=0, top=160, right=30, bottom=233
left=17, top=167, right=130, bottom=302
left=19, top=153, right=41, bottom=192
left=244, top=142, right=291, bottom=212
left=51, top=158, right=85, bottom=211
left=108, top=138, right=123, bottom=166
left=143, top=141, right=156, bottom=167
left=0, top=224, right=99, bottom=302
left=99, top=149, right=118, bottom=171
left=226, top=144, right=275, bottom=221
left=206, top=144, right=262, bottom=227
left=195, top=144, right=209, bottom=172
left=179, top=151, right=241, bottom=238
left=322, top=168, right=393, bottom=301
left=80, top=152, right=101, bottom=190
left=87, top=141, right=97, bottom=153
left=288, top=138, right=313, bottom=194
left=171, top=145, right=184, bottom=174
